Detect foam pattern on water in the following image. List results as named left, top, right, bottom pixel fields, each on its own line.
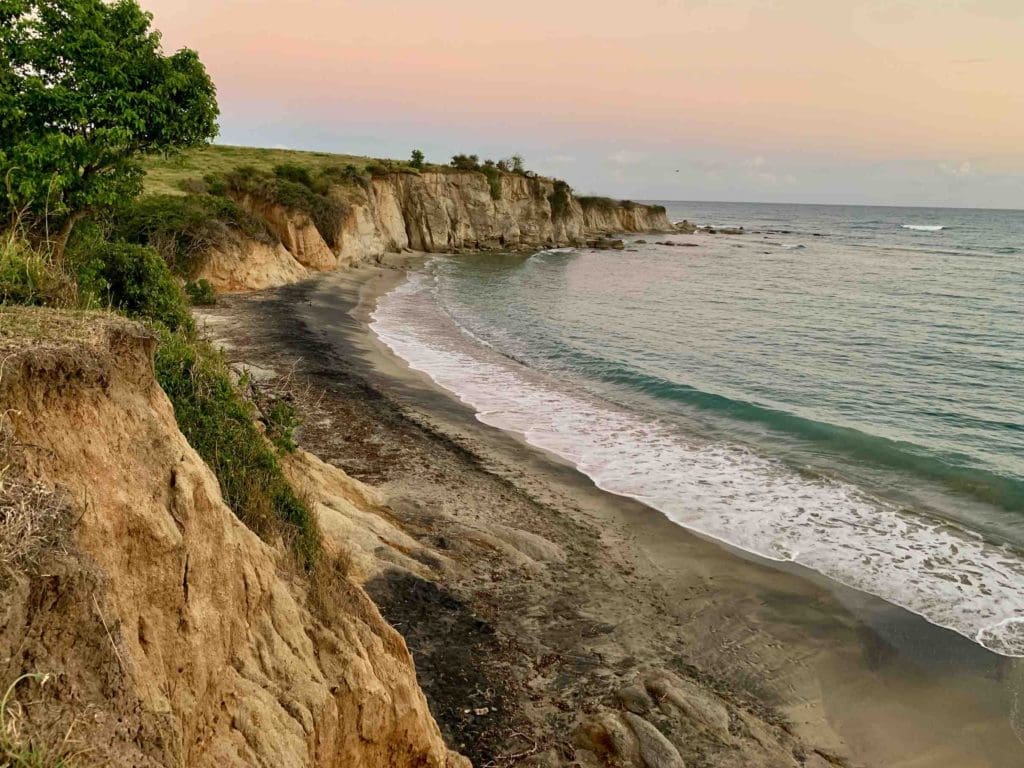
left=371, top=272, right=1024, bottom=657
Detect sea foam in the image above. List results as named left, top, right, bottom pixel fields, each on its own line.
left=371, top=271, right=1024, bottom=657
left=902, top=224, right=945, bottom=231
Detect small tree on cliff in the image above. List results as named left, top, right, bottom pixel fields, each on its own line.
left=410, top=149, right=425, bottom=169
left=0, top=0, right=219, bottom=261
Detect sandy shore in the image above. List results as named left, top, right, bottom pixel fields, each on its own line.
left=197, top=264, right=1023, bottom=767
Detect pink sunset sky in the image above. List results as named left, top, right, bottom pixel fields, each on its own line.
left=145, top=0, right=1023, bottom=208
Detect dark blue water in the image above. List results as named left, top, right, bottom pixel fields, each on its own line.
left=372, top=201, right=1024, bottom=656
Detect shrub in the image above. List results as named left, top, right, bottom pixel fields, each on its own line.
left=208, top=168, right=345, bottom=248
left=410, top=150, right=425, bottom=169
left=185, top=278, right=217, bottom=306
left=549, top=180, right=573, bottom=218
left=480, top=162, right=502, bottom=200
left=154, top=329, right=322, bottom=572
left=69, top=232, right=193, bottom=333
left=450, top=154, right=480, bottom=171
left=0, top=238, right=76, bottom=307
left=273, top=163, right=316, bottom=189
left=112, top=194, right=274, bottom=276
left=320, top=164, right=368, bottom=189
left=265, top=399, right=300, bottom=453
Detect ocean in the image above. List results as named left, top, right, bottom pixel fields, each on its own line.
left=370, top=201, right=1024, bottom=657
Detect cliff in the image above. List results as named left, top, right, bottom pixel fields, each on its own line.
left=0, top=308, right=467, bottom=768
left=193, top=169, right=671, bottom=292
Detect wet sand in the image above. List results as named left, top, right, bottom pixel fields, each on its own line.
left=199, top=264, right=1024, bottom=767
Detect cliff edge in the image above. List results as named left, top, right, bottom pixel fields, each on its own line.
left=0, top=308, right=468, bottom=768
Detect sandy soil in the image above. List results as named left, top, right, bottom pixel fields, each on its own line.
left=195, top=265, right=1024, bottom=768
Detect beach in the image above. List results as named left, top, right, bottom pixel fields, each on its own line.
left=196, top=264, right=1024, bottom=768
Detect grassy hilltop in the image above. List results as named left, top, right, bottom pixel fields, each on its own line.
left=142, top=145, right=381, bottom=196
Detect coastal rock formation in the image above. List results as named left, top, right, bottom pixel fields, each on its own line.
left=199, top=170, right=671, bottom=291
left=329, top=172, right=668, bottom=256
left=200, top=233, right=308, bottom=292
left=232, top=193, right=339, bottom=270
left=0, top=309, right=467, bottom=768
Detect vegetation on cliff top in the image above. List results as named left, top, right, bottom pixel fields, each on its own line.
left=0, top=0, right=323, bottom=586
left=204, top=164, right=347, bottom=246
left=0, top=0, right=218, bottom=260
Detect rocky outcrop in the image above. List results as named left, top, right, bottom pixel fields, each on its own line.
left=0, top=308, right=467, bottom=768
left=199, top=232, right=308, bottom=292
left=197, top=170, right=671, bottom=291
left=231, top=193, right=338, bottom=271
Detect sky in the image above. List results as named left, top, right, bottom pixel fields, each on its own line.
left=144, top=0, right=1024, bottom=208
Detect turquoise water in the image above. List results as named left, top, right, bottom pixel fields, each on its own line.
left=372, top=202, right=1024, bottom=656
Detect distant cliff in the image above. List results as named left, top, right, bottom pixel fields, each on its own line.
left=193, top=168, right=671, bottom=291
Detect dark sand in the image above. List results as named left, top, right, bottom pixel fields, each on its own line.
left=197, top=265, right=1024, bottom=767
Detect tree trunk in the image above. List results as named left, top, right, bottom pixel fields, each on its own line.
left=51, top=211, right=85, bottom=266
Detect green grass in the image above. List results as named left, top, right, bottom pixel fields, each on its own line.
left=142, top=144, right=550, bottom=198
left=155, top=329, right=322, bottom=572
left=142, top=145, right=379, bottom=197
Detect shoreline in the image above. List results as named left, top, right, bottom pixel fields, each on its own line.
left=197, top=264, right=1024, bottom=767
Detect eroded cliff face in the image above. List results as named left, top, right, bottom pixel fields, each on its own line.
left=0, top=308, right=467, bottom=768
left=335, top=171, right=669, bottom=255
left=198, top=170, right=670, bottom=292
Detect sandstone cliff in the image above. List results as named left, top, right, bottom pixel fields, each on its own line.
left=0, top=308, right=467, bottom=768
left=196, top=170, right=670, bottom=292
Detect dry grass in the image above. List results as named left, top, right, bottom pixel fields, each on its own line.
left=0, top=415, right=72, bottom=579
left=0, top=674, right=85, bottom=767
left=0, top=471, right=69, bottom=575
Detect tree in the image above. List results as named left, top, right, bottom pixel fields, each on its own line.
left=450, top=154, right=480, bottom=171
left=410, top=149, right=425, bottom=169
left=0, top=0, right=219, bottom=260
left=510, top=155, right=525, bottom=173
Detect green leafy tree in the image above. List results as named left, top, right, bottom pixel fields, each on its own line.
left=0, top=0, right=219, bottom=260
left=410, top=149, right=425, bottom=169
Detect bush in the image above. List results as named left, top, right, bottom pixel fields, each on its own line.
left=155, top=329, right=321, bottom=572
left=320, top=164, right=369, bottom=189
left=208, top=168, right=345, bottom=248
left=265, top=399, right=300, bottom=453
left=69, top=232, right=193, bottom=333
left=450, top=154, right=480, bottom=171
left=113, top=194, right=274, bottom=276
left=410, top=149, right=425, bottom=169
left=479, top=163, right=502, bottom=200
left=0, top=238, right=76, bottom=307
left=185, top=278, right=217, bottom=306
left=549, top=180, right=573, bottom=218
left=273, top=163, right=316, bottom=189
